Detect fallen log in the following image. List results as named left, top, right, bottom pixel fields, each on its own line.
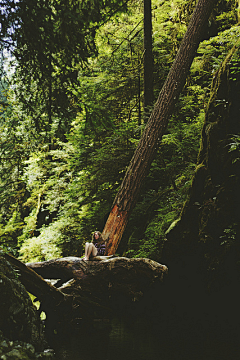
left=3, top=252, right=67, bottom=306
left=27, top=256, right=168, bottom=315
left=26, top=255, right=116, bottom=285
left=2, top=253, right=97, bottom=327
left=4, top=253, right=168, bottom=330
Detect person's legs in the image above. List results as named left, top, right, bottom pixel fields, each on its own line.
left=90, top=243, right=98, bottom=258
left=84, top=242, right=90, bottom=260
left=84, top=242, right=97, bottom=260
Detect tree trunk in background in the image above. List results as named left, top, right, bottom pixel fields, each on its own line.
left=238, top=0, right=240, bottom=23
left=103, top=0, right=217, bottom=256
left=143, top=0, right=154, bottom=121
left=138, top=53, right=142, bottom=126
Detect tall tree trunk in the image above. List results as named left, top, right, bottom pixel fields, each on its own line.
left=238, top=0, right=240, bottom=23
left=143, top=0, right=154, bottom=121
left=138, top=52, right=142, bottom=126
left=102, top=0, right=217, bottom=255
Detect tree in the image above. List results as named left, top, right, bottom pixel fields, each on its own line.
left=238, top=0, right=240, bottom=22
left=0, top=0, right=130, bottom=136
left=143, top=0, right=154, bottom=121
left=102, top=0, right=218, bottom=255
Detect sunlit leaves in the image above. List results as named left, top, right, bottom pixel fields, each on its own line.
left=0, top=0, right=239, bottom=262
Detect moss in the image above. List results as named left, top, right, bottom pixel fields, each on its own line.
left=0, top=256, right=45, bottom=351
left=0, top=331, right=55, bottom=359
left=165, top=218, right=181, bottom=236
left=163, top=41, right=240, bottom=291
left=0, top=258, right=55, bottom=359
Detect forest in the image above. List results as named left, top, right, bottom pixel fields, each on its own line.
left=1, top=0, right=240, bottom=359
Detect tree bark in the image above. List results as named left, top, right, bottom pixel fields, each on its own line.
left=27, top=256, right=168, bottom=319
left=143, top=0, right=154, bottom=121
left=102, top=0, right=217, bottom=255
left=3, top=253, right=167, bottom=325
left=238, top=0, right=240, bottom=23
left=26, top=256, right=168, bottom=290
left=3, top=253, right=67, bottom=307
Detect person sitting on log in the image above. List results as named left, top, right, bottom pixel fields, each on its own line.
left=83, top=231, right=106, bottom=260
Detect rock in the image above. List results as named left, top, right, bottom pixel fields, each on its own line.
left=0, top=254, right=45, bottom=349
left=35, top=349, right=55, bottom=359
left=1, top=348, right=29, bottom=359
left=0, top=255, right=55, bottom=359
left=0, top=328, right=55, bottom=360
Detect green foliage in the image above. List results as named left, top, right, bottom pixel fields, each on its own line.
left=191, top=25, right=240, bottom=90
left=0, top=0, right=239, bottom=263
left=19, top=220, right=63, bottom=263
left=212, top=0, right=238, bottom=32
left=220, top=224, right=237, bottom=247
left=228, top=134, right=240, bottom=164
left=1, top=0, right=130, bottom=139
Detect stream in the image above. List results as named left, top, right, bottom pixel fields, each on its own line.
left=50, top=313, right=240, bottom=360
left=45, top=278, right=240, bottom=360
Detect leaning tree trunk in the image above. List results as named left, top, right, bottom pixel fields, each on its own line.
left=103, top=0, right=217, bottom=255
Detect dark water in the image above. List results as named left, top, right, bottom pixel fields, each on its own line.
left=48, top=280, right=240, bottom=360
left=51, top=313, right=240, bottom=360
